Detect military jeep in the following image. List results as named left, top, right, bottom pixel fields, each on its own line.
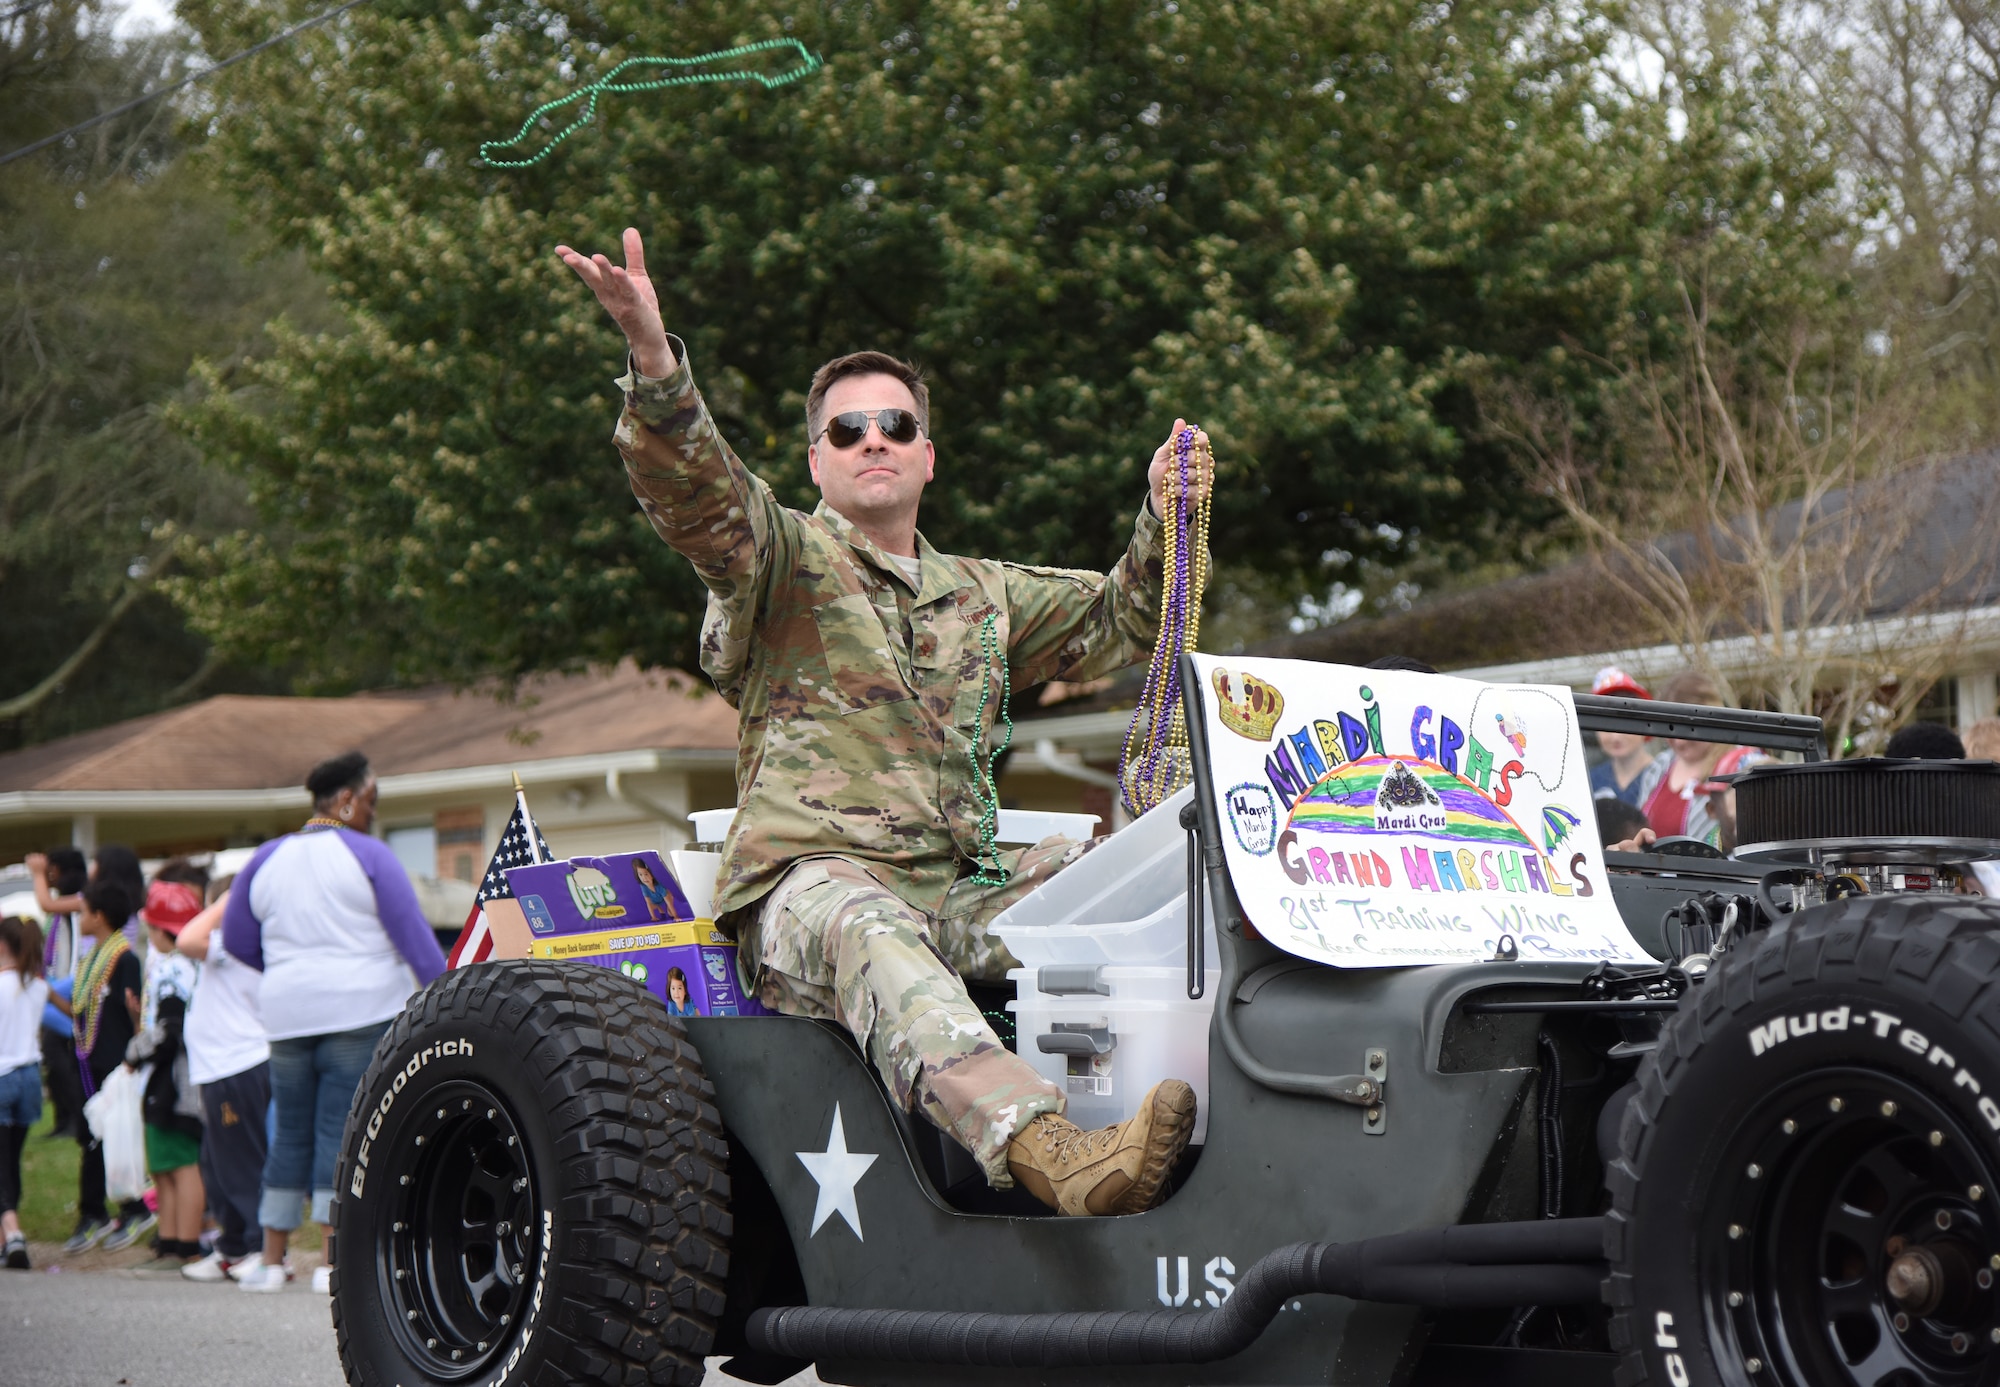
left=329, top=655, right=2000, bottom=1387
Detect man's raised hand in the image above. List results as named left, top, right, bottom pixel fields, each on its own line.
left=555, top=227, right=677, bottom=379
left=1147, top=418, right=1214, bottom=517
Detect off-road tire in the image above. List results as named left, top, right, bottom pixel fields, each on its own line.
left=1608, top=894, right=2000, bottom=1387
left=330, top=962, right=730, bottom=1387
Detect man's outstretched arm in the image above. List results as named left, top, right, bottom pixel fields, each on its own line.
left=555, top=228, right=798, bottom=597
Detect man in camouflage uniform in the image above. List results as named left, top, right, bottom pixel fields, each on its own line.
left=558, top=229, right=1205, bottom=1215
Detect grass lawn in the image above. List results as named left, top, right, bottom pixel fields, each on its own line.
left=19, top=1105, right=79, bottom=1242
left=19, top=1088, right=321, bottom=1252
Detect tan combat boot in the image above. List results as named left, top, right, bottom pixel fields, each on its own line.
left=1005, top=1080, right=1197, bottom=1216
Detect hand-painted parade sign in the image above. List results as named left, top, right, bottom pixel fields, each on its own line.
left=1192, top=654, right=1650, bottom=968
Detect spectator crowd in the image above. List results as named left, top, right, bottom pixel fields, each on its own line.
left=1588, top=664, right=2000, bottom=890
left=0, top=750, right=446, bottom=1289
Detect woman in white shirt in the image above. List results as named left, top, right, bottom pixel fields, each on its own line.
left=0, top=914, right=51, bottom=1270
left=221, top=752, right=446, bottom=1293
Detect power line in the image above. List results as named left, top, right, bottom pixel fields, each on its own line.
left=0, top=0, right=374, bottom=169
left=0, top=0, right=63, bottom=23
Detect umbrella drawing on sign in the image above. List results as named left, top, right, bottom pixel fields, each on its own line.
left=1541, top=805, right=1582, bottom=855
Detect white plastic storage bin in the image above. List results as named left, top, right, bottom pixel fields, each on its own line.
left=995, top=894, right=1218, bottom=970
left=1008, top=981, right=1212, bottom=1144
left=994, top=809, right=1101, bottom=845
left=1007, top=964, right=1218, bottom=1004
left=688, top=809, right=736, bottom=846
left=667, top=851, right=722, bottom=920
left=989, top=787, right=1216, bottom=971
left=995, top=787, right=1195, bottom=928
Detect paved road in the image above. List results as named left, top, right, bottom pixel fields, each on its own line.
left=2, top=1271, right=820, bottom=1387
left=7, top=1269, right=343, bottom=1387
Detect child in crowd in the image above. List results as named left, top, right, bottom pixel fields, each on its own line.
left=0, top=915, right=49, bottom=1269
left=55, top=881, right=151, bottom=1254
left=32, top=847, right=147, bottom=949
left=144, top=860, right=209, bottom=1037
left=175, top=877, right=276, bottom=1284
left=1595, top=797, right=1651, bottom=850
left=125, top=881, right=206, bottom=1271
left=26, top=848, right=90, bottom=1141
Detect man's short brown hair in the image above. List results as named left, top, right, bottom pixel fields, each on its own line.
left=805, top=351, right=929, bottom=440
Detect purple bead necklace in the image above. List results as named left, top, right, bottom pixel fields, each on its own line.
left=1119, top=425, right=1212, bottom=816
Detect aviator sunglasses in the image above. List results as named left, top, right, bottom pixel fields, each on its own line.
left=816, top=407, right=924, bottom=448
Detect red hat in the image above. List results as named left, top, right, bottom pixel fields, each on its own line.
left=1591, top=666, right=1651, bottom=700
left=139, top=880, right=204, bottom=937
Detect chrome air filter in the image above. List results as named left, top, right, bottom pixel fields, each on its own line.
left=1734, top=758, right=2000, bottom=867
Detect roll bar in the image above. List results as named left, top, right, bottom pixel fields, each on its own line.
left=1573, top=693, right=1825, bottom=761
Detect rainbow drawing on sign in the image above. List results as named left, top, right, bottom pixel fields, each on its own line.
left=1287, top=756, right=1537, bottom=850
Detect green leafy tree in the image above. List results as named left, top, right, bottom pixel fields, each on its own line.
left=0, top=0, right=331, bottom=745
left=174, top=0, right=1845, bottom=685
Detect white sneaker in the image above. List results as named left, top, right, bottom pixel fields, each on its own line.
left=224, top=1251, right=265, bottom=1282
left=311, top=1264, right=332, bottom=1294
left=238, top=1260, right=291, bottom=1293
left=181, top=1250, right=234, bottom=1282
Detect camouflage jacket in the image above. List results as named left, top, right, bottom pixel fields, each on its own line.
left=613, top=344, right=1167, bottom=919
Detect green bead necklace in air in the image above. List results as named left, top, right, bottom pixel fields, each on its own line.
left=479, top=38, right=822, bottom=168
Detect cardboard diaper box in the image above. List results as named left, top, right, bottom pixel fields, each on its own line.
left=503, top=850, right=767, bottom=1017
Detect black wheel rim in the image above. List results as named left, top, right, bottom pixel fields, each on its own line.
left=1709, top=1067, right=2000, bottom=1387
left=379, top=1080, right=542, bottom=1380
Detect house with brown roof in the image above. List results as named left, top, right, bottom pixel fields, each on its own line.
left=0, top=661, right=741, bottom=878
left=0, top=657, right=1135, bottom=884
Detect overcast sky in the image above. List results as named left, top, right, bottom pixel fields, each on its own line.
left=111, top=0, right=178, bottom=36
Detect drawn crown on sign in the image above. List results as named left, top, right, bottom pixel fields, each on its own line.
left=1212, top=667, right=1284, bottom=741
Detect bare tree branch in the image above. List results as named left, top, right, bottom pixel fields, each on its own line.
left=0, top=575, right=149, bottom=721
left=1485, top=275, right=2000, bottom=753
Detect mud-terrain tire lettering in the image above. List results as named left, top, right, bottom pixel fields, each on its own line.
left=329, top=962, right=730, bottom=1387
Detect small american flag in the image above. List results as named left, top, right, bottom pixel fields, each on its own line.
left=447, top=789, right=554, bottom=967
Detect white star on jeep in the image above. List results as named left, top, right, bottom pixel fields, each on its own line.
left=796, top=1104, right=878, bottom=1240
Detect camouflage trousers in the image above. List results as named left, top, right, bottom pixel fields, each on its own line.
left=738, top=836, right=1103, bottom=1188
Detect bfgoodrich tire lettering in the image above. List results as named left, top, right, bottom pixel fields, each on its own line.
left=1608, top=895, right=2000, bottom=1387
left=331, top=962, right=730, bottom=1387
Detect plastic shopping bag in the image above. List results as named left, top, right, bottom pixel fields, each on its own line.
left=83, top=1065, right=148, bottom=1201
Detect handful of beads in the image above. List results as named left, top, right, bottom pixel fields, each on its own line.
left=1118, top=425, right=1213, bottom=817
